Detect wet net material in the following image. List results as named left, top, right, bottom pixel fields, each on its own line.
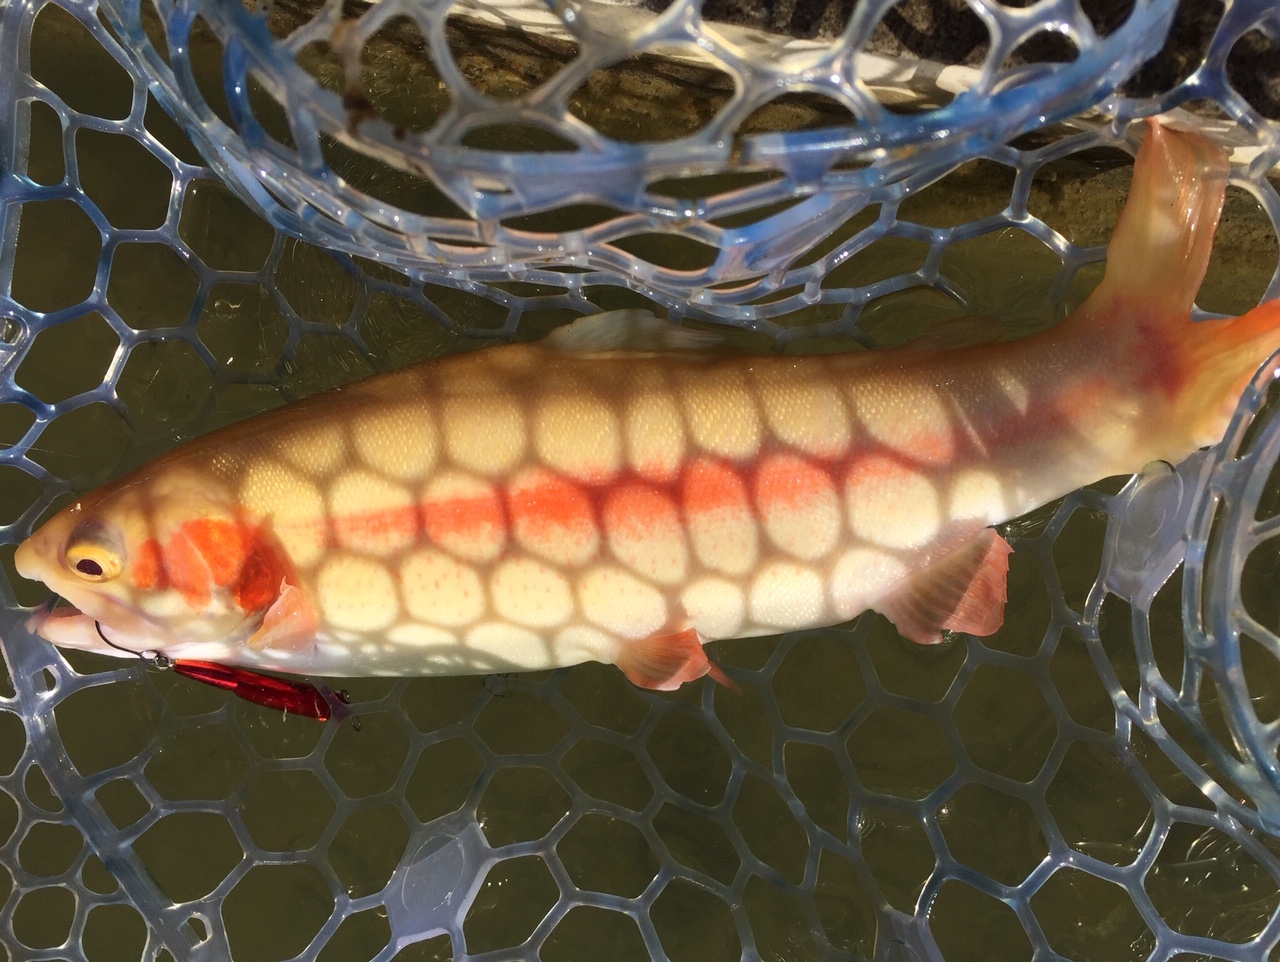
left=3, top=0, right=1280, bottom=960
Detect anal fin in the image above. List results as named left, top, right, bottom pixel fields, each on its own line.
left=617, top=627, right=735, bottom=692
left=248, top=580, right=318, bottom=653
left=876, top=529, right=1012, bottom=645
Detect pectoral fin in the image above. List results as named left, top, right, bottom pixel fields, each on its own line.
left=617, top=627, right=736, bottom=691
left=248, top=580, right=318, bottom=653
left=876, top=529, right=1012, bottom=645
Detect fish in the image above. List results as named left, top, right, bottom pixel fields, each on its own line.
left=14, top=120, right=1280, bottom=697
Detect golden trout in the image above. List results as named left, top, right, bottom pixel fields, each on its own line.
left=15, top=122, right=1280, bottom=693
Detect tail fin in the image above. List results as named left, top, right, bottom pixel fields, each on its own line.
left=1077, top=120, right=1229, bottom=326
left=1177, top=297, right=1280, bottom=449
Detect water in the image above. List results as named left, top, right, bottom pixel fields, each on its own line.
left=4, top=5, right=1280, bottom=961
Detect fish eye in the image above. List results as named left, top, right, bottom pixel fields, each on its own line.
left=65, top=525, right=123, bottom=583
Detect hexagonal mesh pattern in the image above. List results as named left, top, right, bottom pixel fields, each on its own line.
left=2, top=0, right=1280, bottom=960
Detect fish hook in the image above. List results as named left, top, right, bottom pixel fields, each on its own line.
left=94, top=621, right=170, bottom=669
left=93, top=621, right=339, bottom=722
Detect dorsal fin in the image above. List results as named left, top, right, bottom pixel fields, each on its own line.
left=541, top=309, right=729, bottom=354
left=1070, top=119, right=1228, bottom=334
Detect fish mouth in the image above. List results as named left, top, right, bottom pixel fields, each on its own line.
left=26, top=606, right=138, bottom=659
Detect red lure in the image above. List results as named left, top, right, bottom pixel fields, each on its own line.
left=170, top=661, right=335, bottom=720
left=89, top=619, right=337, bottom=721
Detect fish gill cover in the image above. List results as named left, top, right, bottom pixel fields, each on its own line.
left=2, top=0, right=1280, bottom=959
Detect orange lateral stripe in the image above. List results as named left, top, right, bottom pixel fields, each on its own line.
left=262, top=453, right=876, bottom=558
left=333, top=506, right=421, bottom=547
left=752, top=453, right=834, bottom=510
left=603, top=484, right=680, bottom=539
left=681, top=458, right=750, bottom=516
left=844, top=452, right=911, bottom=488
left=421, top=492, right=503, bottom=542
left=507, top=470, right=596, bottom=538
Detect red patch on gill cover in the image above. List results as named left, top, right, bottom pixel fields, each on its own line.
left=752, top=453, right=834, bottom=510
left=681, top=458, right=751, bottom=516
left=176, top=518, right=247, bottom=587
left=165, top=528, right=215, bottom=608
left=132, top=538, right=168, bottom=591
left=234, top=537, right=288, bottom=612
left=163, top=518, right=288, bottom=613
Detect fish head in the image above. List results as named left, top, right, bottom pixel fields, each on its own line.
left=15, top=467, right=273, bottom=660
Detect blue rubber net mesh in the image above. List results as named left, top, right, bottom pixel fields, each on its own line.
left=3, top=0, right=1280, bottom=958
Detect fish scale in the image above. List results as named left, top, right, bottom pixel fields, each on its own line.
left=18, top=123, right=1280, bottom=691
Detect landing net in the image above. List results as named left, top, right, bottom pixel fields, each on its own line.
left=2, top=0, right=1280, bottom=959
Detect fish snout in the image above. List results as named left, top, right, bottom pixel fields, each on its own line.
left=14, top=529, right=59, bottom=584
left=14, top=536, right=40, bottom=581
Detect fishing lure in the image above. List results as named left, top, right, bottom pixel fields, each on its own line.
left=94, top=620, right=340, bottom=721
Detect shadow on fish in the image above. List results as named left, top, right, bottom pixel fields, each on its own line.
left=15, top=121, right=1280, bottom=720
